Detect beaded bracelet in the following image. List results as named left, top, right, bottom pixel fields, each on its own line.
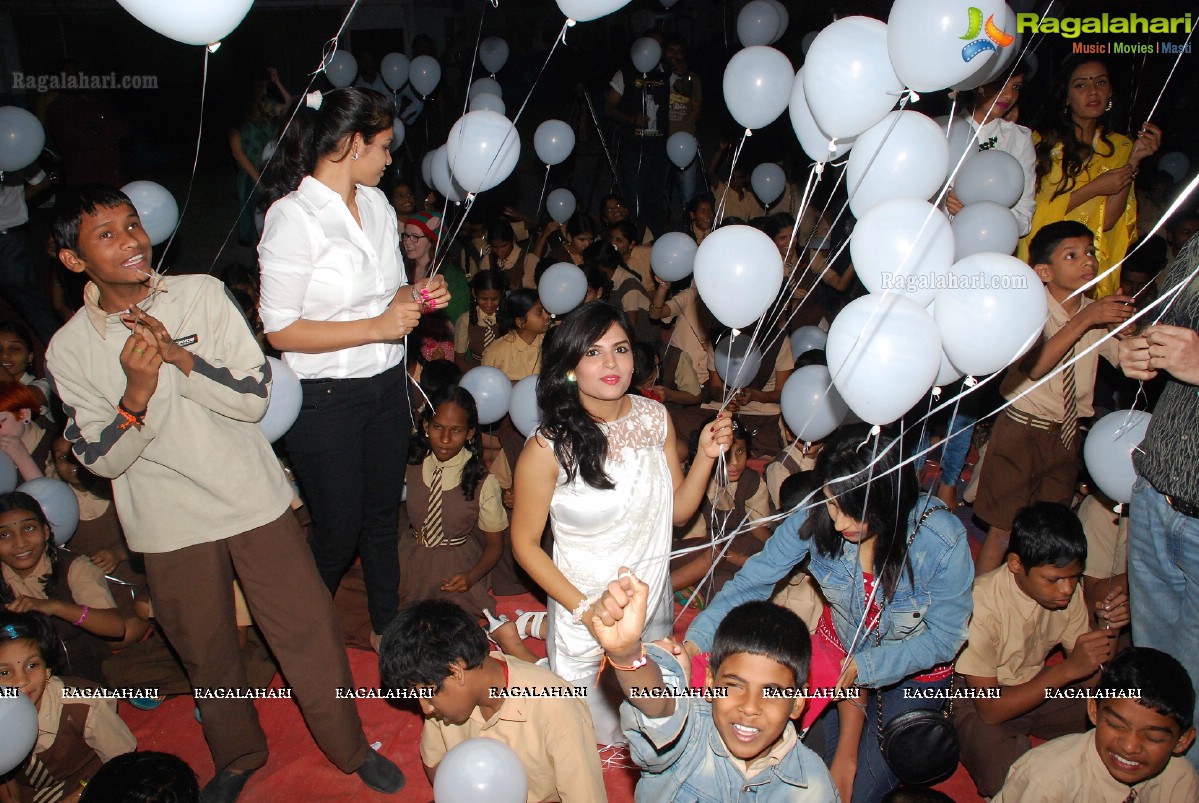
left=570, top=596, right=595, bottom=625
left=73, top=605, right=90, bottom=626
left=606, top=645, right=649, bottom=672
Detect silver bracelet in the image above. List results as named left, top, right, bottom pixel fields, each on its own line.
left=410, top=286, right=420, bottom=303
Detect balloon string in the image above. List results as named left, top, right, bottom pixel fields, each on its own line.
left=512, top=21, right=569, bottom=124
left=460, top=7, right=488, bottom=119
left=714, top=128, right=749, bottom=226
left=581, top=81, right=620, bottom=188
left=155, top=47, right=209, bottom=275
left=1140, top=20, right=1194, bottom=125
left=533, top=164, right=551, bottom=225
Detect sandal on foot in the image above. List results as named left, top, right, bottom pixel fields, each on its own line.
left=482, top=609, right=510, bottom=634
left=514, top=610, right=547, bottom=640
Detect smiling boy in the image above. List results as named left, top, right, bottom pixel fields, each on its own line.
left=592, top=568, right=837, bottom=803
left=45, top=185, right=404, bottom=802
left=995, top=647, right=1199, bottom=802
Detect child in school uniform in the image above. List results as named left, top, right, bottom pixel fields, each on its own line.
left=592, top=570, right=838, bottom=802
left=0, top=610, right=135, bottom=803
left=955, top=502, right=1128, bottom=797
left=973, top=220, right=1134, bottom=573
left=379, top=599, right=606, bottom=802
left=453, top=269, right=504, bottom=373
left=995, top=647, right=1199, bottom=802
left=0, top=492, right=125, bottom=684
left=671, top=416, right=772, bottom=601
left=481, top=289, right=551, bottom=382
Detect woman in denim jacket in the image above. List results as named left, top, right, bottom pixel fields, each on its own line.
left=684, top=424, right=974, bottom=802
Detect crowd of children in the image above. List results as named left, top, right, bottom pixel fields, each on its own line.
left=0, top=51, right=1197, bottom=803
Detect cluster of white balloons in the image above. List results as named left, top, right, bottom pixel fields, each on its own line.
left=458, top=368, right=542, bottom=437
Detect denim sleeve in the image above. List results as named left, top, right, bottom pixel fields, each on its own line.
left=855, top=514, right=975, bottom=688
left=620, top=645, right=693, bottom=773
left=685, top=507, right=812, bottom=652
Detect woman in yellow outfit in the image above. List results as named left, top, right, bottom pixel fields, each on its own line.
left=1019, top=56, right=1161, bottom=297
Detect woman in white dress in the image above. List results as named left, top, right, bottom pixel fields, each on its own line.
left=511, top=302, right=732, bottom=742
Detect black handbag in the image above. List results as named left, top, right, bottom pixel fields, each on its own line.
left=873, top=503, right=961, bottom=787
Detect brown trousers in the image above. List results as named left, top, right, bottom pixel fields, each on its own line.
left=143, top=510, right=368, bottom=775
left=954, top=689, right=1089, bottom=797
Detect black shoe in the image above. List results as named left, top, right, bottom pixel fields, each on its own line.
left=355, top=749, right=406, bottom=794
left=200, top=767, right=259, bottom=803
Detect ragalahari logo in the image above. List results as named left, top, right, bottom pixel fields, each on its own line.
left=960, top=7, right=1015, bottom=63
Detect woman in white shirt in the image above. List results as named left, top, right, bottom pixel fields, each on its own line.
left=258, top=88, right=449, bottom=649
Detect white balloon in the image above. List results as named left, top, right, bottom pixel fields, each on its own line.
left=939, top=114, right=979, bottom=170
left=954, top=149, right=1024, bottom=207
left=780, top=365, right=849, bottom=443
left=789, top=325, right=827, bottom=357
left=260, top=357, right=302, bottom=444
left=935, top=349, right=964, bottom=386
left=433, top=738, right=528, bottom=803
left=325, top=51, right=357, bottom=88
left=469, top=93, right=506, bottom=115
left=933, top=252, right=1047, bottom=376
left=801, top=31, right=817, bottom=55
left=534, top=120, right=576, bottom=166
left=750, top=163, right=785, bottom=205
left=693, top=225, right=784, bottom=329
left=723, top=46, right=794, bottom=131
left=18, top=477, right=80, bottom=546
left=850, top=199, right=954, bottom=307
left=650, top=232, right=698, bottom=281
left=509, top=375, right=542, bottom=437
left=121, top=180, right=179, bottom=246
left=951, top=201, right=1019, bottom=260
left=430, top=146, right=466, bottom=202
left=1084, top=410, right=1152, bottom=504
left=1158, top=151, right=1189, bottom=183
left=381, top=53, right=410, bottom=91
left=765, top=0, right=789, bottom=44
left=546, top=188, right=577, bottom=224
left=631, top=37, right=662, bottom=74
left=479, top=37, right=510, bottom=74
left=0, top=692, right=38, bottom=775
left=114, top=0, right=252, bottom=46
left=737, top=0, right=782, bottom=47
left=409, top=55, right=441, bottom=96
left=888, top=0, right=1007, bottom=92
left=666, top=131, right=698, bottom=169
left=0, top=107, right=45, bottom=172
left=826, top=294, right=941, bottom=425
left=846, top=111, right=949, bottom=217
left=446, top=111, right=521, bottom=193
left=539, top=262, right=589, bottom=315
left=421, top=150, right=436, bottom=187
left=390, top=118, right=406, bottom=151
left=459, top=367, right=514, bottom=426
left=713, top=333, right=763, bottom=388
left=468, top=77, right=502, bottom=100
left=788, top=71, right=853, bottom=164
left=803, top=17, right=903, bottom=139
left=554, top=0, right=633, bottom=23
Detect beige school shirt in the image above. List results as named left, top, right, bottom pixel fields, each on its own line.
left=995, top=730, right=1199, bottom=803
left=1001, top=291, right=1120, bottom=420
left=713, top=182, right=764, bottom=222
left=662, top=287, right=710, bottom=379
left=3, top=554, right=116, bottom=611
left=420, top=653, right=607, bottom=802
left=956, top=566, right=1090, bottom=686
left=703, top=336, right=793, bottom=417
left=1077, top=494, right=1128, bottom=579
left=35, top=676, right=136, bottom=758
left=482, top=332, right=543, bottom=382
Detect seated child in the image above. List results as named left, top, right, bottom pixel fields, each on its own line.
left=0, top=381, right=51, bottom=482
left=0, top=491, right=125, bottom=684
left=995, top=647, right=1199, bottom=802
left=0, top=610, right=135, bottom=801
left=671, top=416, right=771, bottom=602
left=955, top=501, right=1127, bottom=797
left=453, top=269, right=504, bottom=373
left=378, top=599, right=606, bottom=802
left=592, top=568, right=838, bottom=802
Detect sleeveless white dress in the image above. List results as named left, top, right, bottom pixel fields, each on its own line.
left=544, top=394, right=675, bottom=743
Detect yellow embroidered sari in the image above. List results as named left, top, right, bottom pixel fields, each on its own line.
left=1017, top=130, right=1137, bottom=298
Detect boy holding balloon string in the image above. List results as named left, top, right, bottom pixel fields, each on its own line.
left=46, top=185, right=405, bottom=800
left=973, top=220, right=1134, bottom=574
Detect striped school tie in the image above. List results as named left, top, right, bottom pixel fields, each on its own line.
left=482, top=316, right=496, bottom=349
left=1061, top=346, right=1078, bottom=449
left=421, top=467, right=445, bottom=548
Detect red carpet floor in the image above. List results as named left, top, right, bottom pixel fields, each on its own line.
left=124, top=590, right=984, bottom=802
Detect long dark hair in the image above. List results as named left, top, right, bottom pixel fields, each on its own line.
left=409, top=387, right=486, bottom=502
left=802, top=425, right=919, bottom=602
left=0, top=492, right=58, bottom=605
left=260, top=87, right=393, bottom=205
left=497, top=288, right=539, bottom=335
left=1035, top=55, right=1119, bottom=202
left=537, top=302, right=633, bottom=490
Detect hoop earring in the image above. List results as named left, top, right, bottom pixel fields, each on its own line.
left=565, top=370, right=577, bottom=383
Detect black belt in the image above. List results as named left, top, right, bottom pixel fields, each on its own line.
left=1165, top=494, right=1199, bottom=519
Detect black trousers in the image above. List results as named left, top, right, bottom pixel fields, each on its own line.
left=286, top=362, right=411, bottom=634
